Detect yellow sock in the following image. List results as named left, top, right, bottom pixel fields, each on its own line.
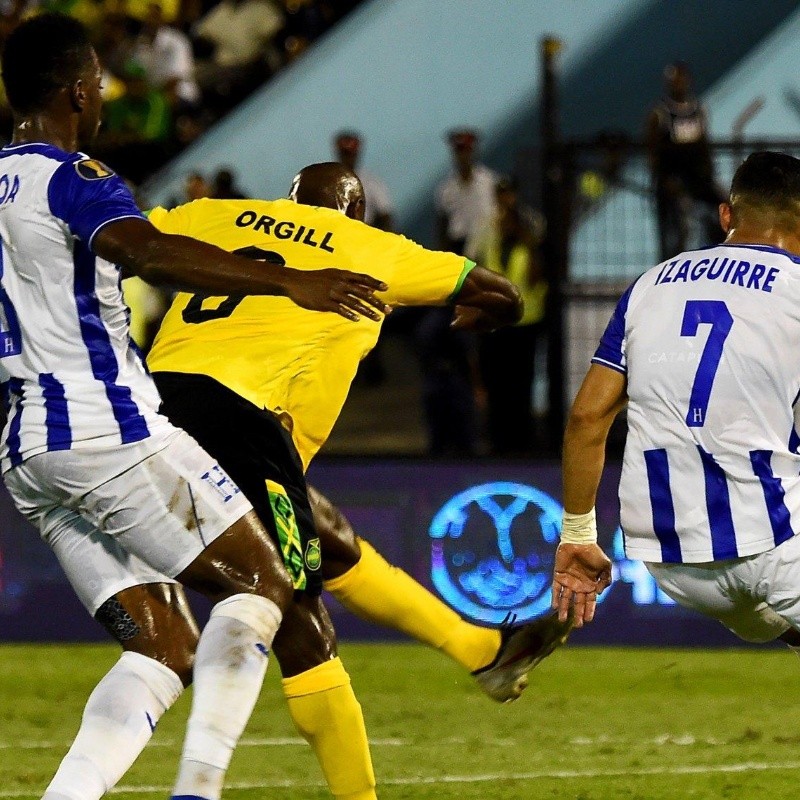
left=324, top=538, right=501, bottom=672
left=282, top=658, right=376, bottom=800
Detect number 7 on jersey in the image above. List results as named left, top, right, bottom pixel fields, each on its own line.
left=681, top=300, right=733, bottom=428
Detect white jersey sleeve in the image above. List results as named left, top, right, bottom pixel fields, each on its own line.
left=0, top=142, right=170, bottom=471
left=595, top=244, right=800, bottom=564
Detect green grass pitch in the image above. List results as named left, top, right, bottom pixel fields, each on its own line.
left=2, top=642, right=800, bottom=799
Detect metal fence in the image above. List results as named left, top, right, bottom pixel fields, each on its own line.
left=552, top=141, right=800, bottom=413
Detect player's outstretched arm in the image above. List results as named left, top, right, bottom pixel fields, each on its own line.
left=94, top=218, right=390, bottom=321
left=552, top=543, right=612, bottom=627
left=449, top=266, right=523, bottom=331
left=552, top=363, right=626, bottom=626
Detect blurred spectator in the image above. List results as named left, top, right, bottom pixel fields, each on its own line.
left=646, top=61, right=725, bottom=260
left=193, top=0, right=284, bottom=111
left=333, top=130, right=393, bottom=230
left=186, top=171, right=212, bottom=200
left=333, top=129, right=394, bottom=387
left=122, top=276, right=170, bottom=352
left=0, top=11, right=20, bottom=139
left=571, top=130, right=632, bottom=220
left=278, top=0, right=329, bottom=62
left=126, top=0, right=181, bottom=24
left=133, top=2, right=200, bottom=109
left=98, top=60, right=173, bottom=183
left=94, top=10, right=138, bottom=77
left=42, top=0, right=107, bottom=37
left=165, top=171, right=212, bottom=208
left=415, top=303, right=478, bottom=457
left=436, top=128, right=498, bottom=253
left=416, top=128, right=498, bottom=457
left=471, top=177, right=547, bottom=455
left=212, top=167, right=247, bottom=198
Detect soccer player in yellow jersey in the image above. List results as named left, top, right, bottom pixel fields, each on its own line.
left=148, top=163, right=572, bottom=795
left=44, top=164, right=572, bottom=800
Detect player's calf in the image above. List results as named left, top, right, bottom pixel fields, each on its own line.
left=96, top=583, right=199, bottom=686
left=172, top=513, right=292, bottom=800
left=43, top=649, right=184, bottom=800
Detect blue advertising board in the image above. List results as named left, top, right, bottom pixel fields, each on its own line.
left=0, top=459, right=743, bottom=646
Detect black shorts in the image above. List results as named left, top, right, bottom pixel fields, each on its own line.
left=153, top=371, right=322, bottom=596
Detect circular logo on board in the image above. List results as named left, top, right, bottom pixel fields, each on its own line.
left=428, top=481, right=562, bottom=624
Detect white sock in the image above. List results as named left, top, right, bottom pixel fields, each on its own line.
left=43, top=651, right=183, bottom=800
left=172, top=593, right=282, bottom=800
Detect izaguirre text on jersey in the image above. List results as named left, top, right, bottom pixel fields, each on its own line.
left=654, top=256, right=779, bottom=292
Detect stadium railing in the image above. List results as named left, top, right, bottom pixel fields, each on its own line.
left=534, top=139, right=800, bottom=453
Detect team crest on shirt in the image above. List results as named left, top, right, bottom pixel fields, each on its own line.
left=74, top=159, right=115, bottom=180
left=304, top=538, right=321, bottom=571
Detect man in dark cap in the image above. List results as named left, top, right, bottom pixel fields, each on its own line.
left=646, top=61, right=725, bottom=260
left=333, top=130, right=394, bottom=231
left=436, top=128, right=498, bottom=254
left=418, top=129, right=499, bottom=456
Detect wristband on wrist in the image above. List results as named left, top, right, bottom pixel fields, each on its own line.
left=560, top=508, right=598, bottom=545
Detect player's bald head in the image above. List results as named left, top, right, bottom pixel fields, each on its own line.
left=289, top=162, right=365, bottom=221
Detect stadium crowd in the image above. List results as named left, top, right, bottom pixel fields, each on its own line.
left=0, top=0, right=556, bottom=459
left=0, top=2, right=728, bottom=462
left=0, top=0, right=363, bottom=179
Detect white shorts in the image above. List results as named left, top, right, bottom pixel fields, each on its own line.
left=4, top=428, right=252, bottom=615
left=645, top=534, right=800, bottom=643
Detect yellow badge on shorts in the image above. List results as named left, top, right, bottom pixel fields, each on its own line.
left=75, top=159, right=115, bottom=180
left=266, top=479, right=307, bottom=591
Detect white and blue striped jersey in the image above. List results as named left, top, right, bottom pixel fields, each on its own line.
left=594, top=244, right=800, bottom=563
left=0, top=142, right=170, bottom=472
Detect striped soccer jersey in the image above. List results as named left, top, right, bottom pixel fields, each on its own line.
left=0, top=142, right=169, bottom=471
left=594, top=244, right=800, bottom=563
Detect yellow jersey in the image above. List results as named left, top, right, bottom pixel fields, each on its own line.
left=147, top=198, right=473, bottom=469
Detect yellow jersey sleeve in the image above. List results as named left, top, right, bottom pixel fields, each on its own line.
left=146, top=204, right=193, bottom=237
left=369, top=230, right=475, bottom=306
left=146, top=198, right=474, bottom=471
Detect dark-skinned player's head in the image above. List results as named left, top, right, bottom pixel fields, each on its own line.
left=2, top=14, right=102, bottom=144
left=289, top=162, right=365, bottom=222
left=725, top=151, right=800, bottom=231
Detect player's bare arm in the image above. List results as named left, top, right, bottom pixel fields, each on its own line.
left=94, top=217, right=390, bottom=322
left=553, top=363, right=624, bottom=626
left=449, top=265, right=523, bottom=331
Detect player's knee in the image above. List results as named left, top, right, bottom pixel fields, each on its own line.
left=254, top=570, right=294, bottom=608
left=215, top=565, right=294, bottom=612
left=97, top=585, right=200, bottom=686
left=161, top=635, right=197, bottom=686
left=183, top=511, right=295, bottom=609
left=122, top=623, right=198, bottom=687
left=95, top=596, right=143, bottom=644
left=332, top=525, right=361, bottom=571
left=720, top=607, right=788, bottom=644
left=224, top=563, right=294, bottom=612
left=272, top=597, right=337, bottom=678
